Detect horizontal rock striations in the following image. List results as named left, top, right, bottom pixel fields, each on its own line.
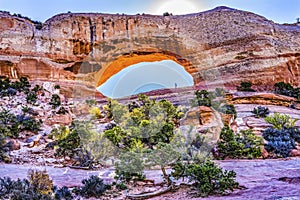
left=0, top=7, right=299, bottom=97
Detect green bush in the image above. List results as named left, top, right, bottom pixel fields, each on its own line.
left=218, top=104, right=237, bottom=118
left=72, top=148, right=95, bottom=168
left=32, top=84, right=43, bottom=93
left=0, top=77, right=30, bottom=96
left=104, top=95, right=182, bottom=150
left=26, top=92, right=37, bottom=104
left=85, top=99, right=97, bottom=106
left=49, top=94, right=61, bottom=109
left=54, top=186, right=73, bottom=200
left=274, top=82, right=295, bottom=97
left=148, top=142, right=181, bottom=185
left=114, top=151, right=145, bottom=182
left=19, top=115, right=42, bottom=133
left=78, top=175, right=111, bottom=198
left=0, top=109, right=20, bottom=137
left=28, top=169, right=53, bottom=195
left=263, top=113, right=300, bottom=157
left=56, top=106, right=68, bottom=114
left=89, top=107, right=102, bottom=119
left=237, top=81, right=255, bottom=92
left=55, top=128, right=80, bottom=158
left=252, top=106, right=269, bottom=118
left=215, top=88, right=226, bottom=97
left=0, top=172, right=53, bottom=200
left=0, top=132, right=8, bottom=162
left=191, top=90, right=212, bottom=107
left=172, top=160, right=239, bottom=197
left=262, top=128, right=299, bottom=158
left=265, top=113, right=297, bottom=130
left=49, top=126, right=70, bottom=141
left=215, top=125, right=262, bottom=159
left=0, top=110, right=41, bottom=138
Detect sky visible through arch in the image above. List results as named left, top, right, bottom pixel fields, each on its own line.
left=97, top=60, right=194, bottom=98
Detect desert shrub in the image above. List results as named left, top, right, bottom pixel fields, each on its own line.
left=191, top=90, right=212, bottom=107
left=115, top=182, right=127, bottom=190
left=3, top=88, right=17, bottom=96
left=0, top=174, right=53, bottom=200
left=274, top=82, right=294, bottom=96
left=32, top=84, right=43, bottom=93
left=215, top=125, right=262, bottom=159
left=252, top=106, right=269, bottom=118
left=172, top=160, right=239, bottom=197
left=49, top=94, right=61, bottom=109
left=22, top=106, right=31, bottom=113
left=114, top=151, right=145, bottom=182
left=0, top=77, right=31, bottom=96
left=262, top=113, right=300, bottom=157
left=273, top=82, right=300, bottom=99
left=85, top=99, right=97, bottom=106
left=28, top=170, right=53, bottom=195
left=215, top=88, right=226, bottom=97
left=26, top=92, right=37, bottom=104
left=54, top=186, right=73, bottom=200
left=148, top=142, right=181, bottom=185
left=0, top=132, right=8, bottom=162
left=104, top=95, right=183, bottom=150
left=18, top=115, right=42, bottom=133
left=56, top=106, right=68, bottom=114
left=0, top=110, right=41, bottom=138
left=218, top=104, right=237, bottom=118
left=89, top=107, right=102, bottom=119
left=49, top=126, right=70, bottom=141
left=0, top=109, right=20, bottom=137
left=55, top=129, right=80, bottom=158
left=262, top=128, right=298, bottom=157
left=54, top=84, right=60, bottom=89
left=78, top=175, right=111, bottom=198
left=237, top=81, right=255, bottom=92
left=19, top=77, right=30, bottom=89
left=265, top=113, right=297, bottom=130
left=72, top=148, right=95, bottom=168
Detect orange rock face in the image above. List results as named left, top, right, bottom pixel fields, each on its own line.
left=0, top=7, right=299, bottom=97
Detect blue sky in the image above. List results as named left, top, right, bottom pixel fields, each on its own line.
left=0, top=0, right=299, bottom=23
left=98, top=60, right=193, bottom=98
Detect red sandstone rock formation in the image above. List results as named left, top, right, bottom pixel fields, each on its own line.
left=0, top=7, right=299, bottom=97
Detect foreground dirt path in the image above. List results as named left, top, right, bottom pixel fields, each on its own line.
left=0, top=158, right=300, bottom=199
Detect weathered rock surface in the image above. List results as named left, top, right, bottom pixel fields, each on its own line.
left=235, top=104, right=300, bottom=132
left=1, top=158, right=300, bottom=199
left=5, top=139, right=20, bottom=151
left=0, top=7, right=299, bottom=97
left=44, top=114, right=73, bottom=126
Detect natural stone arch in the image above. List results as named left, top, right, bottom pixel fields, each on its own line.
left=0, top=7, right=299, bottom=98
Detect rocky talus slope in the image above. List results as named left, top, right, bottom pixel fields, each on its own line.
left=0, top=7, right=299, bottom=97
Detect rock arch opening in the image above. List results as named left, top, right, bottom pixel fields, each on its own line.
left=97, top=59, right=194, bottom=99
left=95, top=51, right=195, bottom=88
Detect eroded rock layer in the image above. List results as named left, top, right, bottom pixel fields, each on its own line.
left=0, top=7, right=300, bottom=97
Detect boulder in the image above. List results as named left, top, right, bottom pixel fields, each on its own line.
left=45, top=114, right=72, bottom=126
left=262, top=148, right=269, bottom=158
left=25, top=134, right=42, bottom=148
left=290, top=149, right=300, bottom=157
left=5, top=139, right=20, bottom=151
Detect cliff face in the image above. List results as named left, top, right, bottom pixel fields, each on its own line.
left=0, top=6, right=300, bottom=96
